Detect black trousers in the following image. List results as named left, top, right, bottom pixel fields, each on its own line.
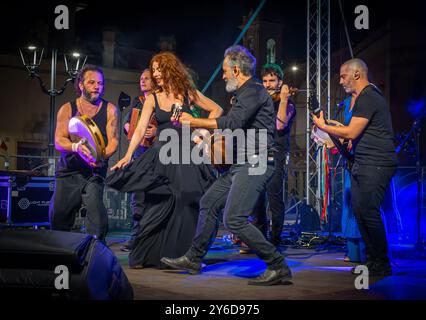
left=266, top=149, right=287, bottom=243
left=127, top=192, right=145, bottom=247
left=49, top=173, right=108, bottom=241
left=350, top=163, right=396, bottom=265
left=186, top=163, right=287, bottom=270
left=252, top=149, right=287, bottom=244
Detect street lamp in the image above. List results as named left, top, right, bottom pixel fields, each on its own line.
left=19, top=46, right=87, bottom=175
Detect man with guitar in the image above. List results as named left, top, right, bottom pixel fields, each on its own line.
left=121, top=68, right=156, bottom=252
left=312, top=58, right=397, bottom=277
left=160, top=45, right=292, bottom=286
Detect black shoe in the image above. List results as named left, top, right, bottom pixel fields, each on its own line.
left=248, top=266, right=293, bottom=286
left=160, top=256, right=202, bottom=275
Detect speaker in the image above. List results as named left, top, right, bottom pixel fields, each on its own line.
left=299, top=201, right=321, bottom=232
left=0, top=229, right=133, bottom=300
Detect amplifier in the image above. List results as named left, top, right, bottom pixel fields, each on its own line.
left=0, top=175, right=54, bottom=226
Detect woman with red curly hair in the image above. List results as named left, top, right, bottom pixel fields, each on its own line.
left=107, top=52, right=223, bottom=269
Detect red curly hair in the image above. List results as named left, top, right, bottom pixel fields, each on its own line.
left=149, top=52, right=198, bottom=101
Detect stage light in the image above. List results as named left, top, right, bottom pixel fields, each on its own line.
left=407, top=98, right=426, bottom=118
left=72, top=52, right=80, bottom=58
left=28, top=45, right=36, bottom=50
left=291, top=66, right=299, bottom=72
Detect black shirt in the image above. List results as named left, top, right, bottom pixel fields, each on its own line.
left=351, top=84, right=397, bottom=166
left=274, top=98, right=296, bottom=153
left=215, top=77, right=275, bottom=161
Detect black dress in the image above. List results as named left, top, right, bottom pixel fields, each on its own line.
left=106, top=93, right=216, bottom=267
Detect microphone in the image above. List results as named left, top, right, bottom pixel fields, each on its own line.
left=172, top=102, right=183, bottom=119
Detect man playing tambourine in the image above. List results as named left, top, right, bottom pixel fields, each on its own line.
left=49, top=65, right=119, bottom=242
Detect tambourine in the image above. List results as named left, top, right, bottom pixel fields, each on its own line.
left=311, top=119, right=344, bottom=148
left=68, top=115, right=106, bottom=164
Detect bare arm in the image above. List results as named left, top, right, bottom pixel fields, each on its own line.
left=191, top=90, right=223, bottom=118
left=276, top=85, right=295, bottom=130
left=54, top=103, right=73, bottom=152
left=313, top=111, right=369, bottom=140
left=125, top=94, right=155, bottom=158
left=104, top=103, right=119, bottom=158
left=110, top=95, right=154, bottom=171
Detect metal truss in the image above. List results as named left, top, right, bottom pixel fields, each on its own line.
left=306, top=0, right=331, bottom=213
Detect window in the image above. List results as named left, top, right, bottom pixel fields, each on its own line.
left=266, top=39, right=276, bottom=64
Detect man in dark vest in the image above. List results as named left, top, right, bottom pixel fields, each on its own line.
left=49, top=65, right=119, bottom=241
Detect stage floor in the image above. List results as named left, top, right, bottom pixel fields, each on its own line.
left=107, top=231, right=426, bottom=300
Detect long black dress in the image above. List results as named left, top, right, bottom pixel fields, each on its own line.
left=106, top=93, right=216, bottom=268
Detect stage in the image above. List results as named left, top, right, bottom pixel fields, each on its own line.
left=107, top=230, right=426, bottom=300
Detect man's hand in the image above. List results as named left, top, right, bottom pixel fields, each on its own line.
left=77, top=144, right=94, bottom=160
left=171, top=112, right=193, bottom=127
left=76, top=144, right=100, bottom=167
left=312, top=111, right=326, bottom=130
left=144, top=125, right=157, bottom=139
left=280, top=84, right=291, bottom=101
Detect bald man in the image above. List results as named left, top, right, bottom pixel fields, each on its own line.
left=313, top=58, right=397, bottom=278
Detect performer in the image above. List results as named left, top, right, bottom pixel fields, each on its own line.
left=238, top=63, right=296, bottom=253
left=161, top=45, right=292, bottom=286
left=261, top=63, right=296, bottom=246
left=312, top=58, right=397, bottom=277
left=121, top=69, right=156, bottom=252
left=340, top=95, right=366, bottom=263
left=107, top=51, right=222, bottom=268
left=49, top=65, right=119, bottom=242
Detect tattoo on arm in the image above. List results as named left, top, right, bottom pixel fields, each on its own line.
left=110, top=111, right=118, bottom=140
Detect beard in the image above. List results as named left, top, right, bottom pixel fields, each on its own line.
left=225, top=75, right=238, bottom=93
left=82, top=87, right=102, bottom=104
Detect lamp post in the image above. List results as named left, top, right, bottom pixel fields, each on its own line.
left=19, top=46, right=87, bottom=175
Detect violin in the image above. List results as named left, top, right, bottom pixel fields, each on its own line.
left=269, top=86, right=299, bottom=102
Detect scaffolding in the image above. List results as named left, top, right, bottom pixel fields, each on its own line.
left=306, top=0, right=331, bottom=214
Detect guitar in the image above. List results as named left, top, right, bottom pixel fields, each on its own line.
left=309, top=93, right=354, bottom=171
left=172, top=104, right=231, bottom=171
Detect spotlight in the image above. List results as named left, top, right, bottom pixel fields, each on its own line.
left=292, top=66, right=299, bottom=72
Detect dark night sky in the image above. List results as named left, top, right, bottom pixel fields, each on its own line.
left=1, top=0, right=425, bottom=82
